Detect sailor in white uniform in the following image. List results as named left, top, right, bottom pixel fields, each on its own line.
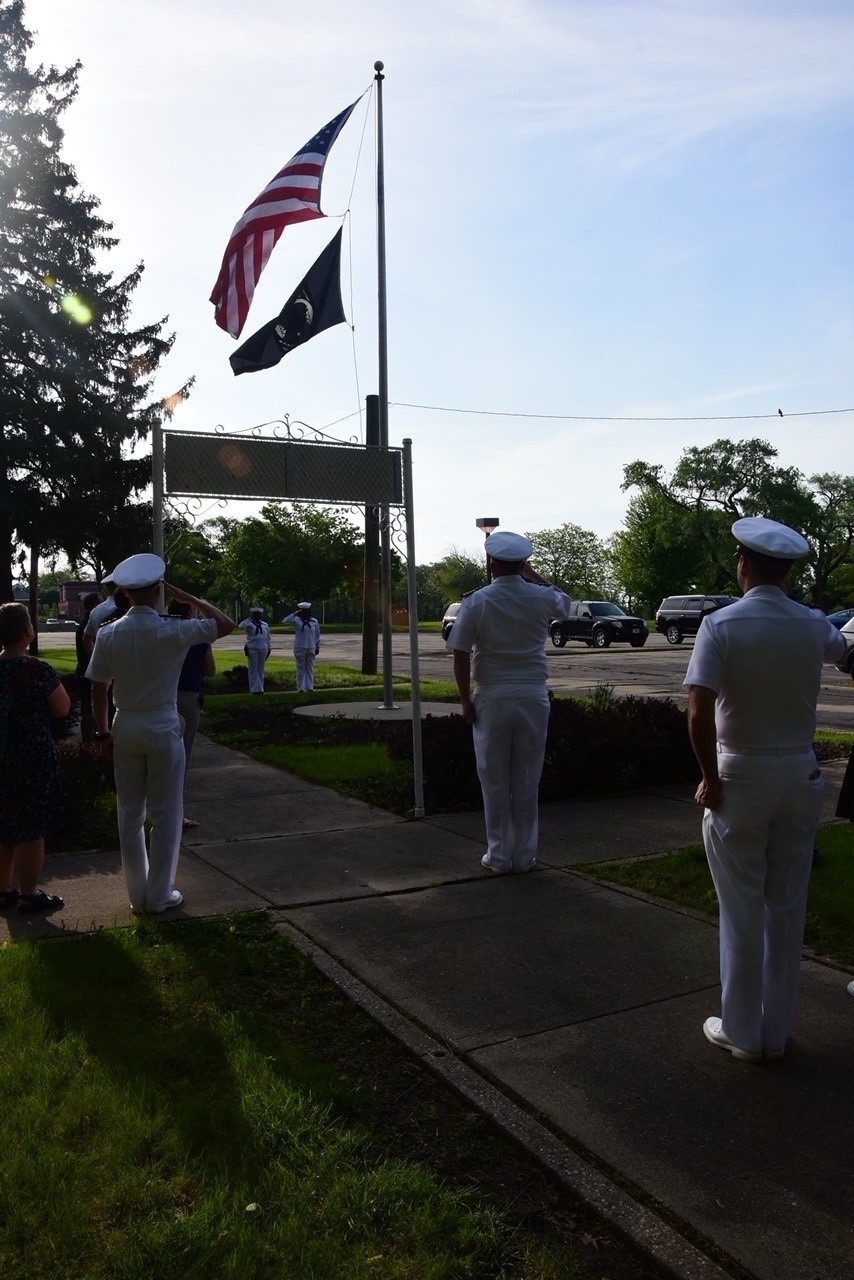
left=447, top=530, right=572, bottom=874
left=87, top=554, right=234, bottom=914
left=281, top=602, right=321, bottom=691
left=81, top=572, right=118, bottom=661
left=684, top=517, right=849, bottom=1062
left=238, top=606, right=272, bottom=693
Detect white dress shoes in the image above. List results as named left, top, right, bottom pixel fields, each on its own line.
left=703, top=1017, right=763, bottom=1063
left=145, top=890, right=184, bottom=914
left=847, top=980, right=854, bottom=998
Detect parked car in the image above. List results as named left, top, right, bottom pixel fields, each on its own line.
left=654, top=594, right=738, bottom=645
left=826, top=606, right=854, bottom=629
left=441, top=601, right=460, bottom=641
left=837, top=617, right=854, bottom=674
left=550, top=601, right=648, bottom=649
left=43, top=617, right=78, bottom=630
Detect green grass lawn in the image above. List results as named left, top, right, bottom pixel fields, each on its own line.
left=583, top=821, right=854, bottom=966
left=0, top=914, right=617, bottom=1280
left=199, top=678, right=458, bottom=814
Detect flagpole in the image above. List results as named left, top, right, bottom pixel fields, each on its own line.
left=152, top=416, right=165, bottom=612
left=375, top=59, right=396, bottom=710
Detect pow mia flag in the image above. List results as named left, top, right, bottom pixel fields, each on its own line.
left=229, top=228, right=347, bottom=376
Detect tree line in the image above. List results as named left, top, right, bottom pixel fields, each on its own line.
left=4, top=2, right=853, bottom=620
left=34, top=441, right=854, bottom=622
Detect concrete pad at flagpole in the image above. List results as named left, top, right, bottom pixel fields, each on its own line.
left=292, top=701, right=459, bottom=721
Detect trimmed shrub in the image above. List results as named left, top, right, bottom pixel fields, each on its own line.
left=49, top=742, right=117, bottom=852
left=51, top=673, right=81, bottom=741
left=388, top=695, right=696, bottom=811
left=540, top=695, right=695, bottom=799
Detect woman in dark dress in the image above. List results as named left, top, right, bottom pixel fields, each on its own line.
left=0, top=603, right=71, bottom=913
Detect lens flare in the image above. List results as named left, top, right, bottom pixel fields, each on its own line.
left=60, top=294, right=94, bottom=325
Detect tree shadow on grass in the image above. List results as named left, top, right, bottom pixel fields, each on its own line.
left=25, top=926, right=257, bottom=1176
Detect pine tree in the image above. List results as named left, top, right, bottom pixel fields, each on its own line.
left=0, top=0, right=188, bottom=599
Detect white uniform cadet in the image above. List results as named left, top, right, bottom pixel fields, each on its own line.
left=684, top=517, right=848, bottom=1062
left=448, top=530, right=572, bottom=874
left=238, top=608, right=272, bottom=693
left=87, top=554, right=226, bottom=914
left=83, top=577, right=118, bottom=653
left=281, top=603, right=321, bottom=691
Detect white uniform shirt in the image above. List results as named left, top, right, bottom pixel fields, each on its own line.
left=86, top=606, right=218, bottom=711
left=238, top=618, right=271, bottom=650
left=684, top=586, right=847, bottom=750
left=84, top=597, right=117, bottom=637
left=281, top=613, right=321, bottom=652
left=447, top=577, right=572, bottom=685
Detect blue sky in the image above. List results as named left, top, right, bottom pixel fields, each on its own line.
left=23, top=0, right=854, bottom=564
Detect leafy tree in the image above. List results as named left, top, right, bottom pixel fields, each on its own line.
left=801, top=473, right=854, bottom=608
left=610, top=490, right=710, bottom=614
left=0, top=0, right=186, bottom=599
left=418, top=549, right=486, bottom=613
left=526, top=522, right=611, bottom=596
left=164, top=521, right=223, bottom=599
left=619, top=438, right=854, bottom=604
left=216, top=502, right=363, bottom=614
left=621, top=438, right=811, bottom=593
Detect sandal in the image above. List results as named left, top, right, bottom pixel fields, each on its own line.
left=0, top=889, right=19, bottom=909
left=18, top=891, right=64, bottom=914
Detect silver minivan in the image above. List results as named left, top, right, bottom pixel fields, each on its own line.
left=441, top=602, right=460, bottom=641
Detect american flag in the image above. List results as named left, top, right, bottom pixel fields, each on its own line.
left=210, top=98, right=360, bottom=338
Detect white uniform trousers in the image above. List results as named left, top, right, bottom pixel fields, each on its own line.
left=112, top=709, right=186, bottom=912
left=472, top=684, right=550, bottom=872
left=702, top=749, right=824, bottom=1054
left=294, top=647, right=315, bottom=691
left=246, top=647, right=267, bottom=693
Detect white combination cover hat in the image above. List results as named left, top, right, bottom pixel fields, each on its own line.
left=731, top=517, right=809, bottom=560
left=110, top=552, right=166, bottom=589
left=297, top=601, right=312, bottom=609
left=483, top=530, right=533, bottom=562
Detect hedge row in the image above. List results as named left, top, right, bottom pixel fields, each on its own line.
left=388, top=694, right=697, bottom=813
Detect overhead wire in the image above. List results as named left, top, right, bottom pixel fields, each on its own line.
left=389, top=402, right=854, bottom=424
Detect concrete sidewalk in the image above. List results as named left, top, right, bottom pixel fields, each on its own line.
left=6, top=741, right=854, bottom=1280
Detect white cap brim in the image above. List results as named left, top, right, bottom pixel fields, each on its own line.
left=110, top=552, right=167, bottom=589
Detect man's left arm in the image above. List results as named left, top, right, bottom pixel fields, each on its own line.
left=452, top=649, right=476, bottom=724
left=686, top=684, right=721, bottom=809
left=90, top=680, right=113, bottom=755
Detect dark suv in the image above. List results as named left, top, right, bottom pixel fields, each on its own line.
left=655, top=594, right=738, bottom=644
left=550, top=601, right=648, bottom=649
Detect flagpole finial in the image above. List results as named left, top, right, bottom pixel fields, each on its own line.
left=374, top=60, right=384, bottom=76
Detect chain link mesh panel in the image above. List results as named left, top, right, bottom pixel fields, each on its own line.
left=164, top=431, right=403, bottom=506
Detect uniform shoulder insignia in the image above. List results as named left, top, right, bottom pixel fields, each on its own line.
left=461, top=585, right=488, bottom=599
